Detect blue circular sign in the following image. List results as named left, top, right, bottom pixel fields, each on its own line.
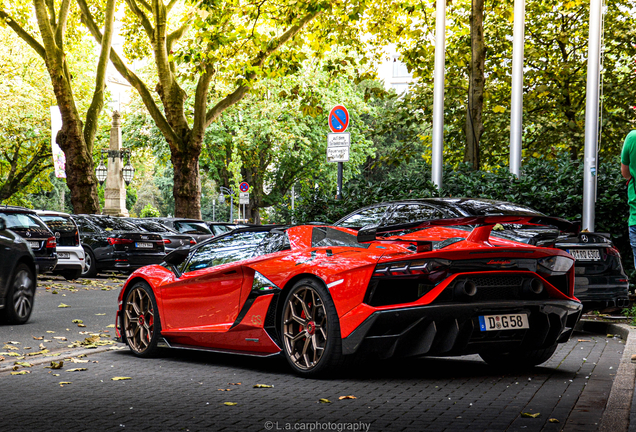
left=239, top=182, right=250, bottom=192
left=328, top=105, right=349, bottom=133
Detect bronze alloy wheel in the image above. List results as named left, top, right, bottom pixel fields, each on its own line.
left=282, top=284, right=328, bottom=371
left=12, top=267, right=34, bottom=320
left=124, top=286, right=156, bottom=354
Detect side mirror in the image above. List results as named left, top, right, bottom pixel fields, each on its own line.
left=0, top=217, right=6, bottom=231
left=164, top=246, right=190, bottom=266
left=357, top=224, right=379, bottom=243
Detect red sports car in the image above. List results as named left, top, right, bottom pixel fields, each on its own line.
left=115, top=217, right=583, bottom=376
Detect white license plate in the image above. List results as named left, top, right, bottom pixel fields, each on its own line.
left=568, top=249, right=600, bottom=261
left=28, top=241, right=39, bottom=249
left=136, top=242, right=153, bottom=248
left=58, top=252, right=70, bottom=259
left=479, top=313, right=529, bottom=331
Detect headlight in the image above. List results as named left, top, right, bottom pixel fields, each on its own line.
left=538, top=255, right=574, bottom=275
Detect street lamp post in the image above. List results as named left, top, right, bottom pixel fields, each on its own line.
left=219, top=186, right=234, bottom=223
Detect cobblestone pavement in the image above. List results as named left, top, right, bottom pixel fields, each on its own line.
left=0, top=277, right=632, bottom=432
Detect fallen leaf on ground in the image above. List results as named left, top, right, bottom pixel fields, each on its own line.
left=46, top=331, right=55, bottom=334
left=3, top=345, right=19, bottom=351
left=69, top=357, right=89, bottom=363
left=520, top=412, right=540, bottom=418
left=5, top=352, right=21, bottom=357
left=59, top=382, right=72, bottom=385
left=6, top=341, right=20, bottom=345
left=339, top=396, right=357, bottom=400
left=223, top=402, right=237, bottom=406
left=106, top=324, right=115, bottom=328
left=319, top=398, right=332, bottom=403
left=253, top=384, right=273, bottom=388
left=72, top=319, right=83, bottom=324
left=218, top=389, right=231, bottom=391
left=32, top=336, right=43, bottom=340
left=26, top=349, right=49, bottom=356
left=77, top=324, right=86, bottom=327
left=11, top=370, right=30, bottom=375
left=95, top=313, right=106, bottom=316
left=53, top=337, right=67, bottom=341
left=14, top=362, right=32, bottom=368
left=67, top=368, right=87, bottom=372
left=228, top=383, right=241, bottom=385
left=58, top=303, right=70, bottom=308
left=548, top=418, right=560, bottom=423
left=39, top=343, right=46, bottom=349
left=45, top=361, right=64, bottom=369
left=0, top=356, right=4, bottom=362
left=112, top=377, right=132, bottom=381
left=577, top=339, right=592, bottom=342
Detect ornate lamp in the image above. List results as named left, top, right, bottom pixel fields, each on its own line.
left=95, top=159, right=107, bottom=185
left=122, top=158, right=135, bottom=185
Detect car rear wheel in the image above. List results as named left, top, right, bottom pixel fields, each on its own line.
left=81, top=248, right=97, bottom=278
left=4, top=264, right=35, bottom=324
left=479, top=344, right=558, bottom=369
left=122, top=281, right=162, bottom=358
left=280, top=278, right=343, bottom=377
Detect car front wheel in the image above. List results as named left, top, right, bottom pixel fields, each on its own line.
left=280, top=278, right=343, bottom=377
left=81, top=248, right=97, bottom=278
left=122, top=281, right=162, bottom=358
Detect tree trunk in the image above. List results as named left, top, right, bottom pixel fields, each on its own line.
left=171, top=144, right=202, bottom=219
left=464, top=0, right=486, bottom=170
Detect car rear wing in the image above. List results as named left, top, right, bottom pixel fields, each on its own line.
left=356, top=215, right=580, bottom=244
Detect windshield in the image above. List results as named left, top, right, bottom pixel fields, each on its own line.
left=0, top=212, right=48, bottom=230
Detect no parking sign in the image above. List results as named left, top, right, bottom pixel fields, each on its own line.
left=328, top=105, right=349, bottom=133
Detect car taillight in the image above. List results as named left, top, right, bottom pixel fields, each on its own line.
left=607, top=246, right=621, bottom=257
left=163, top=239, right=171, bottom=244
left=46, top=237, right=56, bottom=248
left=75, top=230, right=80, bottom=246
left=190, top=239, right=197, bottom=244
left=107, top=237, right=134, bottom=245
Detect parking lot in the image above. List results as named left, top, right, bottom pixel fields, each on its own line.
left=0, top=275, right=634, bottom=432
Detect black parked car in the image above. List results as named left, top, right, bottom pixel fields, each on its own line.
left=0, top=217, right=37, bottom=324
left=335, top=198, right=630, bottom=309
left=146, top=218, right=214, bottom=243
left=206, top=222, right=236, bottom=236
left=72, top=215, right=165, bottom=277
left=123, top=218, right=196, bottom=252
left=0, top=206, right=57, bottom=273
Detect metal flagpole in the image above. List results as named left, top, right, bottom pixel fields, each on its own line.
left=582, top=0, right=603, bottom=232
left=431, top=0, right=447, bottom=189
left=509, top=0, right=526, bottom=177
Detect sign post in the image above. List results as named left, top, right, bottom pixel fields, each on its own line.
left=327, top=105, right=350, bottom=200
left=239, top=182, right=250, bottom=222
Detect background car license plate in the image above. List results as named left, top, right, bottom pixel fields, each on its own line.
left=479, top=313, right=529, bottom=331
left=136, top=242, right=153, bottom=248
left=57, top=252, right=70, bottom=259
left=568, top=249, right=600, bottom=261
left=28, top=241, right=39, bottom=249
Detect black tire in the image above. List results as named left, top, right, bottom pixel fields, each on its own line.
left=81, top=247, right=97, bottom=278
left=4, top=263, right=36, bottom=325
left=60, top=269, right=82, bottom=281
left=122, top=281, right=162, bottom=358
left=479, top=344, right=558, bottom=369
left=280, top=278, right=343, bottom=377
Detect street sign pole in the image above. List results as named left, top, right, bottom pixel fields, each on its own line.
left=337, top=162, right=343, bottom=200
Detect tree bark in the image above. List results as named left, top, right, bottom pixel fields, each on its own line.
left=464, top=0, right=485, bottom=170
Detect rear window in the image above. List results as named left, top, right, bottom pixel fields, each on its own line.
left=90, top=217, right=138, bottom=231
left=135, top=221, right=175, bottom=233
left=0, top=212, right=48, bottom=230
left=311, top=227, right=370, bottom=249
left=40, top=215, right=77, bottom=232
left=174, top=221, right=212, bottom=235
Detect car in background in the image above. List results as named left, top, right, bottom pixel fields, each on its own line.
left=334, top=198, right=630, bottom=309
left=72, top=215, right=165, bottom=277
left=115, top=217, right=582, bottom=376
left=146, top=218, right=214, bottom=243
left=35, top=210, right=85, bottom=280
left=0, top=216, right=37, bottom=324
left=0, top=206, right=57, bottom=273
left=123, top=218, right=196, bottom=253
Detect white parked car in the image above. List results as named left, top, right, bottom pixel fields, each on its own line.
left=35, top=210, right=85, bottom=280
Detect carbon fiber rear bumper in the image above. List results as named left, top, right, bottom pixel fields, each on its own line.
left=342, top=300, right=582, bottom=359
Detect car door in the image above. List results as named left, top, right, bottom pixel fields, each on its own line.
left=159, top=231, right=267, bottom=337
